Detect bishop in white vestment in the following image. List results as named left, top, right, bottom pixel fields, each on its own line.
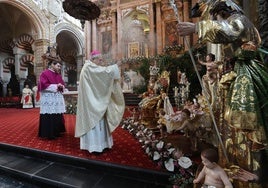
left=75, top=50, right=125, bottom=153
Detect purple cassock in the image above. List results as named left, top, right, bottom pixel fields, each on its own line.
left=38, top=69, right=65, bottom=92
left=38, top=68, right=66, bottom=140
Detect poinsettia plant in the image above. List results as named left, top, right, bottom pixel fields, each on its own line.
left=121, top=118, right=197, bottom=187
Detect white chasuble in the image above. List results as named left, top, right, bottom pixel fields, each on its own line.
left=75, top=60, right=125, bottom=152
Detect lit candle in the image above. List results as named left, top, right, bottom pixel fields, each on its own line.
left=174, top=86, right=178, bottom=96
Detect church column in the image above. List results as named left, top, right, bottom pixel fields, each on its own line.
left=182, top=0, right=190, bottom=51
left=91, top=20, right=97, bottom=51
left=48, top=16, right=57, bottom=45
left=2, top=81, right=8, bottom=97
left=111, top=9, right=117, bottom=59
left=33, top=39, right=50, bottom=83
left=117, top=9, right=123, bottom=59
left=76, top=54, right=83, bottom=82
left=155, top=1, right=162, bottom=54
left=148, top=2, right=155, bottom=56
left=182, top=0, right=189, bottom=22
left=13, top=47, right=27, bottom=92
left=85, top=21, right=91, bottom=60
left=191, top=0, right=199, bottom=44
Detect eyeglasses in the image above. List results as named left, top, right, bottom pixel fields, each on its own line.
left=52, top=61, right=62, bottom=66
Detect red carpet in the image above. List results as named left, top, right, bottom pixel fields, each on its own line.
left=0, top=108, right=161, bottom=171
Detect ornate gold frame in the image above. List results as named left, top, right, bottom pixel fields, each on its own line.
left=128, top=42, right=139, bottom=58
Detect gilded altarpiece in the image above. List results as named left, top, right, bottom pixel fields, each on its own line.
left=165, top=21, right=180, bottom=46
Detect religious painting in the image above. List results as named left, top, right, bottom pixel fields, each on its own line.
left=102, top=31, right=112, bottom=55
left=165, top=21, right=180, bottom=46
left=128, top=42, right=139, bottom=58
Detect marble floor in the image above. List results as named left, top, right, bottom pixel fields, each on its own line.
left=0, top=146, right=171, bottom=188
left=0, top=173, right=39, bottom=188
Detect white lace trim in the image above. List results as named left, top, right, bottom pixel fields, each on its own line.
left=40, top=92, right=66, bottom=114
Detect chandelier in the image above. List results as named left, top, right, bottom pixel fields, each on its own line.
left=63, top=0, right=101, bottom=29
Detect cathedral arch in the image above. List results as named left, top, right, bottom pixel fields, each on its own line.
left=54, top=22, right=84, bottom=55
left=16, top=34, right=35, bottom=51
left=20, top=54, right=34, bottom=69
left=0, top=0, right=48, bottom=40
left=2, top=57, right=15, bottom=73
left=54, top=22, right=84, bottom=87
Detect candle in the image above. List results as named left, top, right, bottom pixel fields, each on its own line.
left=174, top=86, right=178, bottom=96
left=193, top=98, right=197, bottom=104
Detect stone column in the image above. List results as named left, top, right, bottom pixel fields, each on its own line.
left=2, top=81, right=8, bottom=97
left=13, top=47, right=27, bottom=92
left=155, top=1, right=162, bottom=54
left=33, top=39, right=50, bottom=82
left=117, top=9, right=123, bottom=59
left=191, top=0, right=199, bottom=44
left=48, top=16, right=57, bottom=45
left=111, top=10, right=117, bottom=59
left=76, top=54, right=83, bottom=82
left=92, top=20, right=97, bottom=51
left=182, top=0, right=190, bottom=51
left=148, top=3, right=155, bottom=56
left=85, top=21, right=91, bottom=60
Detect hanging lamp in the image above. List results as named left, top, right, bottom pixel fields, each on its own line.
left=63, top=0, right=101, bottom=29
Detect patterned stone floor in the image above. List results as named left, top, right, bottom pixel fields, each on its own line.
left=0, top=173, right=39, bottom=188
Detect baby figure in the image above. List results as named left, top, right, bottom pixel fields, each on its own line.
left=193, top=148, right=233, bottom=188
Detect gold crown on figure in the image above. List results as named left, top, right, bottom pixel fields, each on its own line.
left=149, top=65, right=160, bottom=76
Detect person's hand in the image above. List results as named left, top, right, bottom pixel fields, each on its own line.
left=193, top=179, right=199, bottom=184
left=177, top=22, right=196, bottom=36
left=57, top=83, right=64, bottom=92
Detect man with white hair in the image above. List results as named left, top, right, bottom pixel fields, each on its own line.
left=75, top=50, right=125, bottom=153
